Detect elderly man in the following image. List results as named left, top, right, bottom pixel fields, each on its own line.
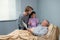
left=27, top=19, right=50, bottom=36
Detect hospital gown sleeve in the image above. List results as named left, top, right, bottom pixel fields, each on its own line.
left=33, top=25, right=48, bottom=36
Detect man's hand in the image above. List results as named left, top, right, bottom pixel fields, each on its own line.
left=27, top=28, right=34, bottom=33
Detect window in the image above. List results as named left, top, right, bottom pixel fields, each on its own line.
left=0, top=0, right=16, bottom=21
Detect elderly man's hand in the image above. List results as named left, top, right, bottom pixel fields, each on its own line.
left=27, top=28, right=34, bottom=33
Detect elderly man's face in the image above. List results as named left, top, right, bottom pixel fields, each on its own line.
left=41, top=20, right=49, bottom=27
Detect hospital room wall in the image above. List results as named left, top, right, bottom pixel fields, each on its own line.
left=0, top=0, right=21, bottom=35
left=20, top=0, right=38, bottom=16
left=0, top=0, right=20, bottom=35
left=0, top=0, right=38, bottom=34
left=38, top=0, right=60, bottom=27
left=0, top=0, right=60, bottom=35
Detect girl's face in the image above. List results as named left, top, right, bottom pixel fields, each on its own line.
left=31, top=14, right=36, bottom=18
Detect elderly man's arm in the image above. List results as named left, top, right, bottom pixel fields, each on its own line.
left=27, top=28, right=34, bottom=33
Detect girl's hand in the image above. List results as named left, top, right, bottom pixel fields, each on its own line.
left=28, top=22, right=31, bottom=25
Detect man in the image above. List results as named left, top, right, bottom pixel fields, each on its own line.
left=27, top=19, right=49, bottom=36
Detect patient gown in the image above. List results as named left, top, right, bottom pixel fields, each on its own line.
left=33, top=24, right=48, bottom=36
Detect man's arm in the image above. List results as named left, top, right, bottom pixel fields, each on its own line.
left=27, top=28, right=34, bottom=33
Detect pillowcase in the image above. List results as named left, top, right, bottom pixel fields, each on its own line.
left=46, top=24, right=54, bottom=37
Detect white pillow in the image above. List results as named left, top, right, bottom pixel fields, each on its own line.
left=46, top=24, right=54, bottom=36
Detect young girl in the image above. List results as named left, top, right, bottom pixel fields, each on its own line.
left=18, top=6, right=33, bottom=29
left=28, top=11, right=39, bottom=28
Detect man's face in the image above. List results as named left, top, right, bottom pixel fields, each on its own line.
left=41, top=20, right=48, bottom=27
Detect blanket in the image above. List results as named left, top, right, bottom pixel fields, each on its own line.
left=0, top=24, right=59, bottom=40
